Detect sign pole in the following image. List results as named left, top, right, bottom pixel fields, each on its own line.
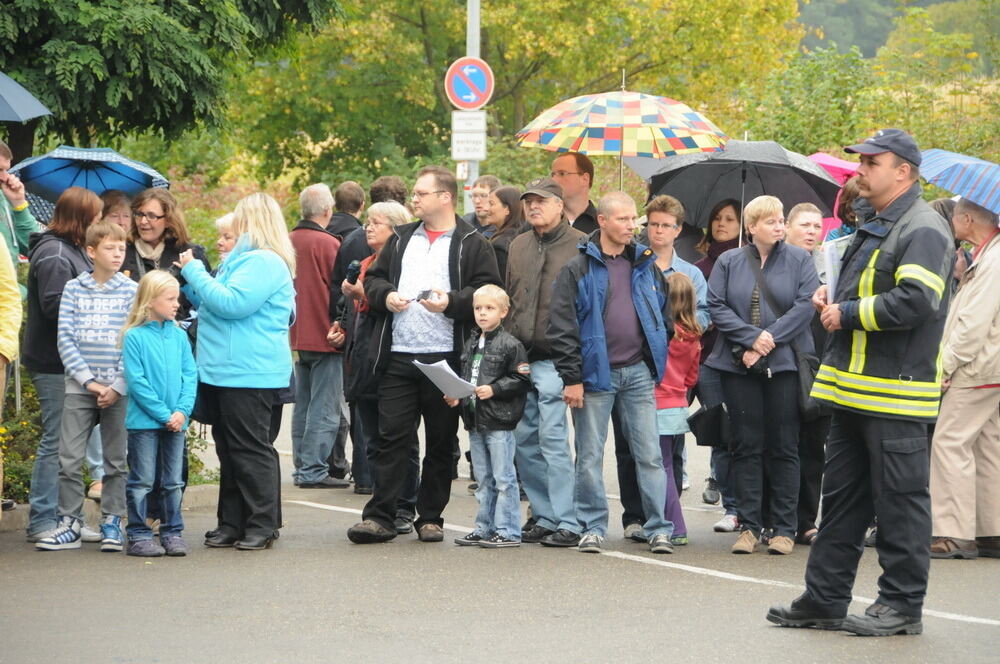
left=464, top=0, right=480, bottom=215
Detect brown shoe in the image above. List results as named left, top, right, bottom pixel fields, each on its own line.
left=931, top=536, right=978, bottom=559
left=768, top=535, right=795, bottom=555
left=731, top=529, right=759, bottom=554
left=417, top=523, right=444, bottom=542
left=975, top=536, right=1000, bottom=558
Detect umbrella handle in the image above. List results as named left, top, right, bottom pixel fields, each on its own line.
left=738, top=162, right=747, bottom=248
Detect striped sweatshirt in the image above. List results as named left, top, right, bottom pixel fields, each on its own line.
left=57, top=271, right=138, bottom=395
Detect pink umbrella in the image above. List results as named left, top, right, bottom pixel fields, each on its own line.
left=809, top=153, right=859, bottom=239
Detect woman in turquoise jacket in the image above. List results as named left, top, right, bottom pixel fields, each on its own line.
left=177, top=193, right=295, bottom=551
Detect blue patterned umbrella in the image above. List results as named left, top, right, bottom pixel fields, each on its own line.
left=9, top=145, right=169, bottom=200
left=921, top=149, right=999, bottom=214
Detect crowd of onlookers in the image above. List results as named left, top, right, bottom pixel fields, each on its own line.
left=0, top=127, right=997, bottom=635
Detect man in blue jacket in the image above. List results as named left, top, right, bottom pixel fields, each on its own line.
left=547, top=191, right=676, bottom=554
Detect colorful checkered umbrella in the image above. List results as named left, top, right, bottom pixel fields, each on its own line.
left=516, top=90, right=727, bottom=187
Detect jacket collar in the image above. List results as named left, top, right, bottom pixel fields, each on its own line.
left=856, top=182, right=923, bottom=238
left=581, top=231, right=655, bottom=268
left=476, top=324, right=505, bottom=340
left=294, top=219, right=330, bottom=232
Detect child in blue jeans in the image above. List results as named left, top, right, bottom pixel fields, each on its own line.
left=122, top=270, right=197, bottom=557
left=446, top=285, right=530, bottom=548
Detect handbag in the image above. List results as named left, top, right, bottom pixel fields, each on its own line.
left=744, top=246, right=830, bottom=422
left=687, top=401, right=734, bottom=448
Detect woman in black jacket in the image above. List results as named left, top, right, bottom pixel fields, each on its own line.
left=483, top=186, right=524, bottom=286
left=706, top=195, right=818, bottom=556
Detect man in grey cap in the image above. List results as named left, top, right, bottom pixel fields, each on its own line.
left=768, top=129, right=954, bottom=636
left=505, top=178, right=586, bottom=546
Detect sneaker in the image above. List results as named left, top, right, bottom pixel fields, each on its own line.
left=649, top=534, right=675, bottom=554
left=127, top=539, right=166, bottom=557
left=760, top=528, right=774, bottom=546
left=100, top=515, right=124, bottom=552
left=35, top=516, right=82, bottom=551
left=162, top=535, right=189, bottom=557
left=864, top=526, right=877, bottom=547
left=714, top=513, right=739, bottom=533
left=578, top=533, right=604, bottom=553
left=393, top=515, right=414, bottom=534
left=81, top=523, right=102, bottom=543
left=702, top=478, right=721, bottom=505
left=768, top=535, right=794, bottom=555
left=467, top=482, right=478, bottom=495
left=521, top=524, right=554, bottom=544
left=416, top=523, right=444, bottom=542
left=623, top=523, right=647, bottom=542
left=478, top=533, right=520, bottom=548
left=347, top=520, right=396, bottom=544
left=539, top=528, right=581, bottom=548
left=682, top=478, right=691, bottom=491
left=26, top=526, right=60, bottom=543
left=731, top=529, right=759, bottom=554
left=86, top=481, right=103, bottom=501
left=454, top=531, right=484, bottom=546
left=670, top=534, right=689, bottom=546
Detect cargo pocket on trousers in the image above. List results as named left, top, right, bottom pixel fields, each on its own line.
left=881, top=436, right=929, bottom=494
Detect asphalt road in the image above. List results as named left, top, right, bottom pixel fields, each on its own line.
left=2, top=412, right=999, bottom=663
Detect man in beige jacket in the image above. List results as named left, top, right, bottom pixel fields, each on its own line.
left=930, top=198, right=1000, bottom=559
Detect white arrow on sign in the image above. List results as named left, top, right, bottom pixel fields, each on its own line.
left=463, top=66, right=478, bottom=76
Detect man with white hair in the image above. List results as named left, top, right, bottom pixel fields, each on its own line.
left=288, top=184, right=349, bottom=488
left=930, top=198, right=1000, bottom=560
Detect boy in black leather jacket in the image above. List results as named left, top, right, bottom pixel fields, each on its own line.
left=446, top=285, right=530, bottom=548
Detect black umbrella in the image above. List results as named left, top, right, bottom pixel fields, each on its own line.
left=647, top=140, right=842, bottom=231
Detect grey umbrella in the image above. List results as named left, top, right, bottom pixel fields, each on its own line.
left=640, top=140, right=842, bottom=232
left=0, top=72, right=52, bottom=122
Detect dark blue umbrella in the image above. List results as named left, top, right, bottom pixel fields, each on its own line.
left=0, top=71, right=52, bottom=122
left=921, top=149, right=999, bottom=214
left=9, top=145, right=169, bottom=200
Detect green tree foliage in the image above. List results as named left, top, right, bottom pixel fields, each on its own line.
left=0, top=0, right=343, bottom=160
left=799, top=0, right=898, bottom=57
left=229, top=0, right=803, bottom=186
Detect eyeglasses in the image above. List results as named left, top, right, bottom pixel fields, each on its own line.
left=647, top=222, right=680, bottom=230
left=133, top=211, right=166, bottom=221
left=550, top=171, right=583, bottom=178
left=470, top=192, right=490, bottom=200
left=412, top=190, right=445, bottom=200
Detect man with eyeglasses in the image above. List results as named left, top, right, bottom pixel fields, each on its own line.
left=550, top=153, right=599, bottom=235
left=461, top=174, right=501, bottom=238
left=0, top=140, right=38, bottom=274
left=614, top=195, right=710, bottom=543
left=504, top=177, right=586, bottom=546
left=347, top=165, right=500, bottom=545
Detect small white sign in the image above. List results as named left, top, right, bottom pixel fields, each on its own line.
left=452, top=110, right=487, bottom=133
left=451, top=131, right=487, bottom=161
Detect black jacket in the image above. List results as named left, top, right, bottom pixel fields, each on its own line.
left=364, top=216, right=501, bottom=376
left=122, top=240, right=211, bottom=321
left=458, top=326, right=530, bottom=432
left=21, top=231, right=92, bottom=374
left=330, top=226, right=375, bottom=321
left=327, top=212, right=362, bottom=241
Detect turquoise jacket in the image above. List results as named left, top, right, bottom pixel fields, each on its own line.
left=123, top=320, right=198, bottom=430
left=181, top=236, right=294, bottom=388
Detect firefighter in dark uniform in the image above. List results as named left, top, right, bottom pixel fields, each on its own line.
left=768, top=129, right=954, bottom=636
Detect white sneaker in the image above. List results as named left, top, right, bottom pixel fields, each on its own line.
left=623, top=523, right=647, bottom=542
left=714, top=514, right=740, bottom=533
left=578, top=533, right=604, bottom=553
left=81, top=523, right=102, bottom=543
left=35, top=516, right=82, bottom=550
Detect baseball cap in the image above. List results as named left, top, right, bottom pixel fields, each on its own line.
left=521, top=177, right=563, bottom=200
left=844, top=128, right=922, bottom=166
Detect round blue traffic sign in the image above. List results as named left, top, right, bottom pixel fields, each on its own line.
left=445, top=57, right=494, bottom=111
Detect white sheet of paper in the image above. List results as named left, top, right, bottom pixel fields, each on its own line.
left=412, top=359, right=476, bottom=399
left=822, top=241, right=841, bottom=304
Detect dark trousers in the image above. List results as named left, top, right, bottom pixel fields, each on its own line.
left=203, top=385, right=281, bottom=538
left=325, top=403, right=351, bottom=478
left=803, top=410, right=931, bottom=617
left=356, top=397, right=419, bottom=516
left=363, top=352, right=459, bottom=530
left=721, top=370, right=800, bottom=538
left=797, top=414, right=831, bottom=534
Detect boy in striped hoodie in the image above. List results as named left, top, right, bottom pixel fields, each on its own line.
left=37, top=221, right=138, bottom=552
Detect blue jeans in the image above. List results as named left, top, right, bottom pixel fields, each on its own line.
left=699, top=365, right=738, bottom=515
left=86, top=426, right=104, bottom=481
left=28, top=372, right=64, bottom=535
left=469, top=429, right=521, bottom=540
left=291, top=352, right=343, bottom=485
left=126, top=429, right=186, bottom=540
left=573, top=362, right=673, bottom=539
left=514, top=359, right=575, bottom=532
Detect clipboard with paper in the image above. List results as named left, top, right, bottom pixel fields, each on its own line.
left=412, top=359, right=476, bottom=398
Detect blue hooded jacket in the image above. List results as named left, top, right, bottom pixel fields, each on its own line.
left=547, top=232, right=672, bottom=392
left=123, top=320, right=198, bottom=430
